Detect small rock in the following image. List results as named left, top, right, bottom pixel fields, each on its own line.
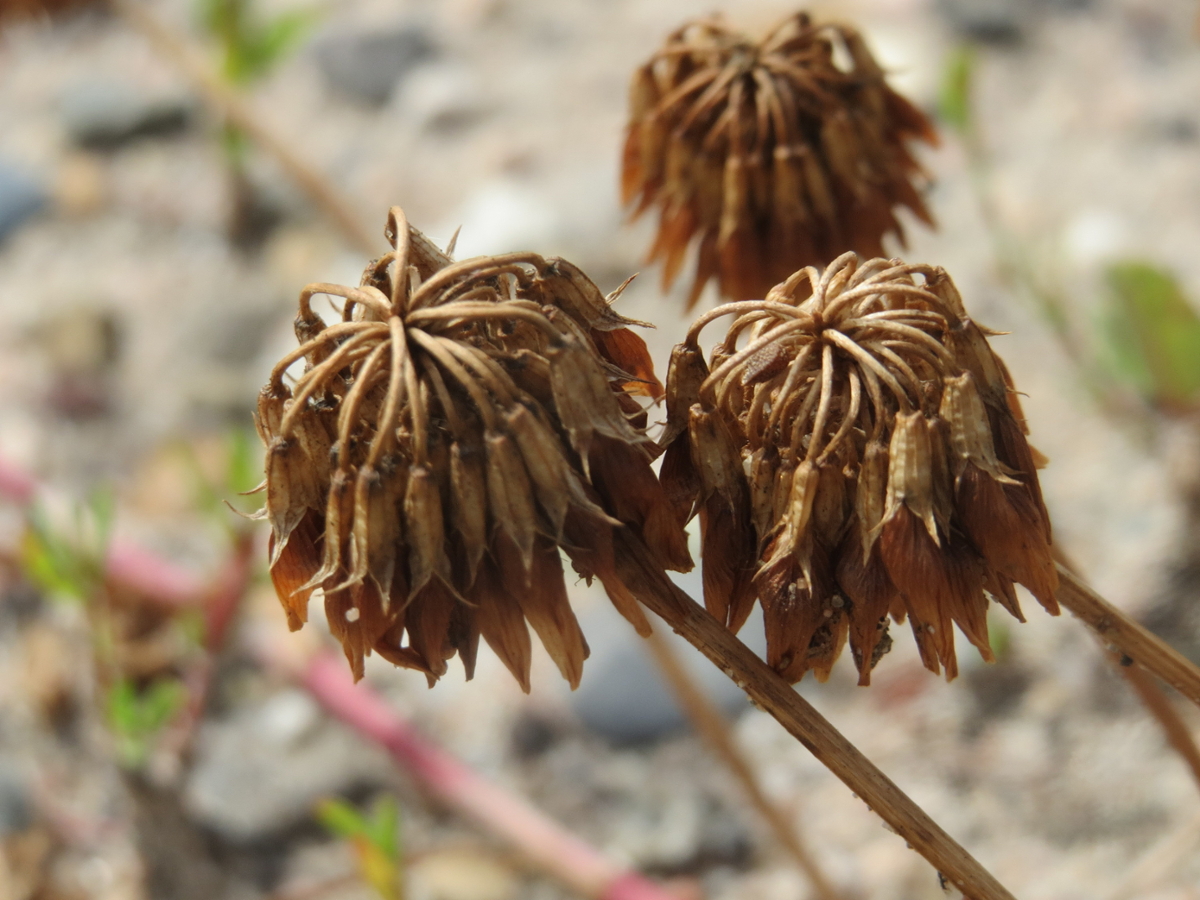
left=568, top=574, right=761, bottom=744
left=395, top=62, right=485, bottom=131
left=0, top=161, right=47, bottom=243
left=0, top=764, right=32, bottom=836
left=409, top=848, right=518, bottom=900
left=53, top=152, right=108, bottom=217
left=936, top=0, right=1028, bottom=43
left=184, top=689, right=391, bottom=841
left=313, top=25, right=436, bottom=106
left=444, top=180, right=558, bottom=259
left=32, top=306, right=121, bottom=419
left=60, top=81, right=192, bottom=150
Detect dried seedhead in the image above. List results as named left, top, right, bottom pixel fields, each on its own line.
left=662, top=253, right=1057, bottom=684
left=622, top=12, right=937, bottom=309
left=257, top=209, right=691, bottom=688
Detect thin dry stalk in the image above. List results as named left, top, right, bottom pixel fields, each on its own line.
left=641, top=628, right=844, bottom=900
left=1054, top=546, right=1200, bottom=792
left=1116, top=657, right=1200, bottom=792
left=1056, top=565, right=1200, bottom=709
left=107, top=0, right=377, bottom=256
left=613, top=530, right=1016, bottom=900
left=1100, top=812, right=1200, bottom=900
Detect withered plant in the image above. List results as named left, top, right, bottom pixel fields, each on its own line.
left=256, top=209, right=691, bottom=687
left=661, top=252, right=1058, bottom=684
left=622, top=12, right=936, bottom=308
left=256, top=212, right=1200, bottom=900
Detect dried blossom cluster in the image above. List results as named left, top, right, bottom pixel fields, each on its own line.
left=257, top=209, right=691, bottom=687
left=661, top=253, right=1058, bottom=684
left=622, top=12, right=937, bottom=308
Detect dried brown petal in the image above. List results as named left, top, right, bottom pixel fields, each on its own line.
left=957, top=464, right=1059, bottom=614
left=474, top=557, right=533, bottom=691
left=268, top=509, right=323, bottom=631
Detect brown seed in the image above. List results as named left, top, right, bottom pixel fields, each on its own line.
left=449, top=442, right=488, bottom=581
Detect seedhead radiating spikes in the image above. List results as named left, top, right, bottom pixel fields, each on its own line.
left=622, top=11, right=937, bottom=308
left=663, top=252, right=1057, bottom=685
left=257, top=208, right=691, bottom=686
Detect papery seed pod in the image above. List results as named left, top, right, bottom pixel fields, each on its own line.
left=664, top=252, right=1057, bottom=685
left=257, top=208, right=691, bottom=686
left=623, top=12, right=937, bottom=308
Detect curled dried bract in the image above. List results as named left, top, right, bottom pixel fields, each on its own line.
left=257, top=209, right=691, bottom=687
left=622, top=12, right=937, bottom=308
left=662, top=253, right=1056, bottom=685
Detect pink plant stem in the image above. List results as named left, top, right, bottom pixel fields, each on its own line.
left=1, top=454, right=681, bottom=900
left=298, top=652, right=684, bottom=900
left=0, top=452, right=206, bottom=607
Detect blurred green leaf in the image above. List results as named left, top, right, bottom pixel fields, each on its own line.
left=939, top=45, right=976, bottom=136
left=21, top=514, right=90, bottom=602
left=198, top=0, right=318, bottom=87
left=180, top=429, right=262, bottom=526
left=249, top=10, right=317, bottom=76
left=107, top=677, right=186, bottom=769
left=316, top=797, right=371, bottom=841
left=20, top=490, right=114, bottom=603
left=317, top=796, right=403, bottom=900
left=1104, top=262, right=1200, bottom=411
left=226, top=428, right=261, bottom=496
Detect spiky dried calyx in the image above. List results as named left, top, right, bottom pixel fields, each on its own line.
left=256, top=208, right=691, bottom=688
left=622, top=12, right=937, bottom=309
left=662, top=253, right=1057, bottom=685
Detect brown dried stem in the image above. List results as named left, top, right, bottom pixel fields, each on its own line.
left=1056, top=564, right=1200, bottom=709
left=108, top=0, right=377, bottom=256
left=1116, top=657, right=1200, bottom=792
left=640, top=628, right=845, bottom=900
left=1053, top=547, right=1200, bottom=790
left=613, top=530, right=1016, bottom=900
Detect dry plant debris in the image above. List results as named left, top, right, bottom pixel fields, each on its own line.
left=662, top=253, right=1058, bottom=684
left=256, top=209, right=692, bottom=688
left=622, top=12, right=937, bottom=308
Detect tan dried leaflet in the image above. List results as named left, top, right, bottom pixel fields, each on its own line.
left=661, top=253, right=1057, bottom=684
left=622, top=12, right=937, bottom=309
left=256, top=209, right=691, bottom=687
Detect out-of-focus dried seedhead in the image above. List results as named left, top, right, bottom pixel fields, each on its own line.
left=662, top=253, right=1057, bottom=684
left=257, top=208, right=691, bottom=687
left=622, top=12, right=937, bottom=309
left=0, top=0, right=91, bottom=22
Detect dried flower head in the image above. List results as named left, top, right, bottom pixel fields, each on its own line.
left=257, top=209, right=691, bottom=688
left=661, top=253, right=1057, bottom=684
left=622, top=12, right=937, bottom=309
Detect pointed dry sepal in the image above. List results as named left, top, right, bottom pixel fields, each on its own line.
left=664, top=252, right=1057, bottom=684
left=256, top=207, right=690, bottom=687
left=622, top=12, right=937, bottom=308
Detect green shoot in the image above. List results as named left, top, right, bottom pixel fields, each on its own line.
left=316, top=795, right=404, bottom=900
left=197, top=0, right=317, bottom=88
left=1104, top=262, right=1200, bottom=412
left=20, top=487, right=116, bottom=604
left=939, top=45, right=977, bottom=138
left=107, top=677, right=186, bottom=769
